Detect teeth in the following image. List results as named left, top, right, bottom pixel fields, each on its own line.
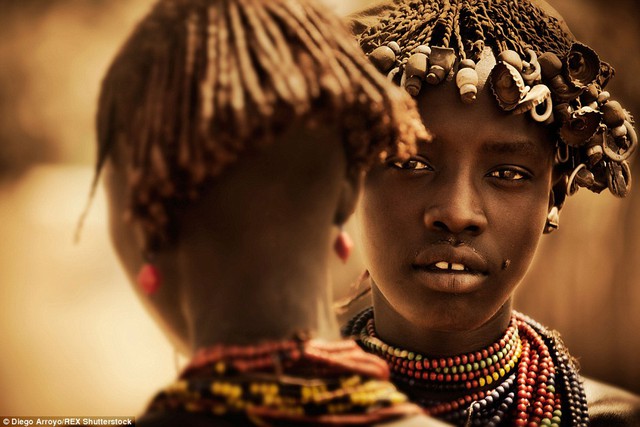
left=435, top=261, right=449, bottom=270
left=433, top=261, right=466, bottom=271
left=450, top=263, right=465, bottom=271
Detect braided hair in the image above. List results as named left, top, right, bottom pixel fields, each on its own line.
left=93, top=0, right=428, bottom=251
left=350, top=0, right=635, bottom=219
left=357, top=0, right=572, bottom=63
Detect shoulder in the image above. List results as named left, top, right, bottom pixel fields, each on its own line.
left=583, top=376, right=640, bottom=427
left=136, top=412, right=253, bottom=427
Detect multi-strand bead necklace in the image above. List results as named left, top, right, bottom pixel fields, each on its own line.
left=344, top=308, right=589, bottom=427
left=145, top=336, right=420, bottom=425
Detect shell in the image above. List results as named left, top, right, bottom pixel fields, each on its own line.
left=369, top=46, right=396, bottom=73
left=565, top=42, right=601, bottom=89
left=538, top=52, right=563, bottom=80
left=405, top=52, right=428, bottom=79
left=559, top=106, right=602, bottom=147
left=581, top=83, right=599, bottom=104
left=456, top=67, right=479, bottom=104
left=597, top=91, right=610, bottom=104
left=456, top=67, right=479, bottom=87
left=490, top=62, right=528, bottom=111
left=387, top=41, right=401, bottom=55
left=414, top=45, right=431, bottom=55
left=513, top=84, right=551, bottom=115
left=459, top=84, right=478, bottom=104
left=459, top=59, right=476, bottom=69
left=426, top=66, right=446, bottom=85
left=611, top=124, right=628, bottom=138
left=601, top=100, right=626, bottom=127
left=404, top=76, right=422, bottom=97
left=497, top=50, right=523, bottom=71
left=521, top=49, right=542, bottom=85
left=426, top=46, right=456, bottom=85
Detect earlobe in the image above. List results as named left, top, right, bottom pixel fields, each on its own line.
left=333, top=168, right=365, bottom=226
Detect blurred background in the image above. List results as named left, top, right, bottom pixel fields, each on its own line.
left=0, top=0, right=638, bottom=417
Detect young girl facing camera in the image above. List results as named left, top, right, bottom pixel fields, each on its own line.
left=342, top=0, right=640, bottom=426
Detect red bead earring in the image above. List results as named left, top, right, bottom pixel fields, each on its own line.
left=137, top=261, right=161, bottom=295
left=333, top=226, right=353, bottom=263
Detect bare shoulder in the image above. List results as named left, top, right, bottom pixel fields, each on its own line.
left=584, top=376, right=640, bottom=427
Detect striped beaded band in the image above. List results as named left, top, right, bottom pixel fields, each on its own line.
left=146, top=337, right=422, bottom=425
left=359, top=315, right=521, bottom=391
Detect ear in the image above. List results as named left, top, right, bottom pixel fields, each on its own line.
left=333, top=168, right=365, bottom=226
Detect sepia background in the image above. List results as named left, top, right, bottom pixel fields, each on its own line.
left=0, top=0, right=638, bottom=416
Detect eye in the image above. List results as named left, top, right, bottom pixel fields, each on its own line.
left=487, top=168, right=531, bottom=181
left=388, top=157, right=432, bottom=171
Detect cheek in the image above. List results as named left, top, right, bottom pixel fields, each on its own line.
left=491, top=190, right=549, bottom=283
left=358, top=176, right=419, bottom=276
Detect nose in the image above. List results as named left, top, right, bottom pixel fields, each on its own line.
left=423, top=173, right=488, bottom=236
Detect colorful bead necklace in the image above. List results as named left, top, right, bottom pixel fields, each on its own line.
left=344, top=308, right=589, bottom=427
left=145, top=336, right=421, bottom=425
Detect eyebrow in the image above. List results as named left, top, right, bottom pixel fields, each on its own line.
left=481, top=140, right=542, bottom=155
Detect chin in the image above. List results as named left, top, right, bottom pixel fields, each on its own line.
left=410, top=299, right=498, bottom=332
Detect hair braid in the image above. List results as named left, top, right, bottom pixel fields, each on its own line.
left=93, top=0, right=428, bottom=251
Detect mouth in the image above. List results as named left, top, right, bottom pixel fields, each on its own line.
left=411, top=245, right=490, bottom=293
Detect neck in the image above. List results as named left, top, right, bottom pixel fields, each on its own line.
left=179, top=230, right=340, bottom=354
left=371, top=288, right=513, bottom=356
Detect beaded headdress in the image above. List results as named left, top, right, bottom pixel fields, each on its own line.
left=350, top=0, right=635, bottom=211
left=94, top=0, right=427, bottom=251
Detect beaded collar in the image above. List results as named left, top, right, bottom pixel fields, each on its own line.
left=145, top=336, right=421, bottom=425
left=344, top=308, right=589, bottom=427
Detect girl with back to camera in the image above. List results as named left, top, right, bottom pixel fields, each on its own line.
left=93, top=0, right=452, bottom=425
left=341, top=0, right=640, bottom=426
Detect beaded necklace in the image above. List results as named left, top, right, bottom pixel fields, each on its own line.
left=344, top=308, right=589, bottom=427
left=145, top=336, right=421, bottom=425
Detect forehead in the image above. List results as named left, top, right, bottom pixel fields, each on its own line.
left=415, top=50, right=555, bottom=155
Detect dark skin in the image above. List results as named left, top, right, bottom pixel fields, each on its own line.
left=105, top=123, right=356, bottom=354
left=360, top=51, right=555, bottom=355
left=106, top=122, right=447, bottom=427
left=357, top=50, right=640, bottom=425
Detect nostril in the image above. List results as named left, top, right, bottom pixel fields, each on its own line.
left=433, top=221, right=449, bottom=232
left=467, top=224, right=480, bottom=233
